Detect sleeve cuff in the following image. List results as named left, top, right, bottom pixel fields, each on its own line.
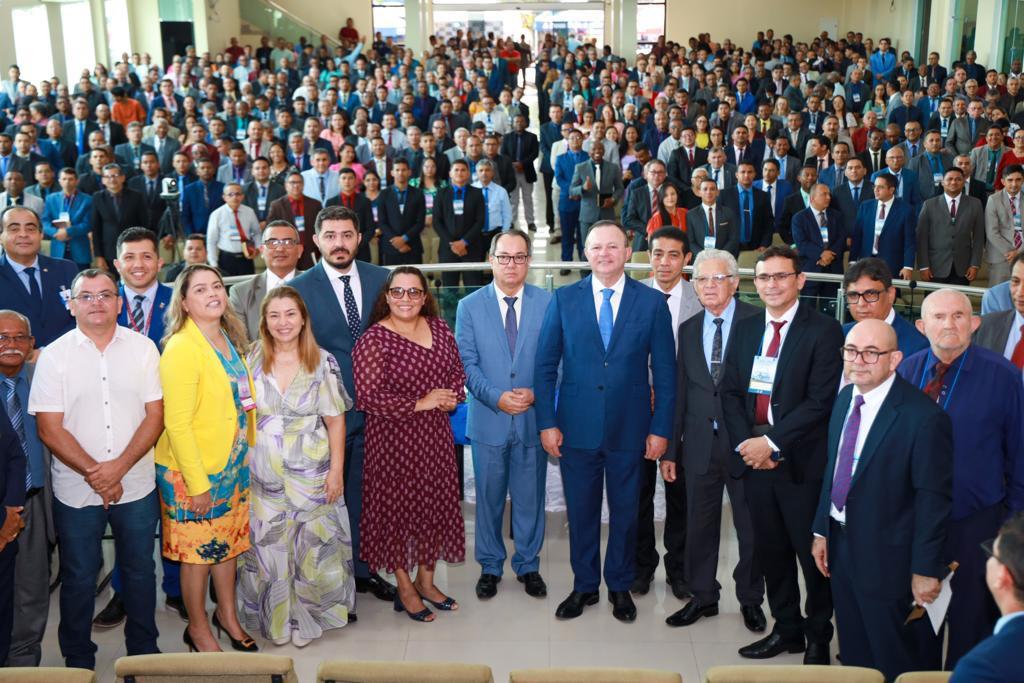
left=764, top=435, right=780, bottom=453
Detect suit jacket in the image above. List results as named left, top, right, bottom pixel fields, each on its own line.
left=719, top=185, right=774, bottom=248
left=812, top=377, right=953, bottom=600
left=143, top=136, right=181, bottom=174
left=830, top=181, right=872, bottom=238
left=90, top=188, right=149, bottom=263
left=180, top=180, right=225, bottom=235
left=242, top=180, right=286, bottom=223
left=667, top=145, right=708, bottom=187
left=60, top=119, right=99, bottom=153
left=974, top=310, right=1017, bottom=359
left=640, top=276, right=703, bottom=338
left=686, top=203, right=740, bottom=257
left=39, top=137, right=76, bottom=171
left=871, top=168, right=923, bottom=214
left=265, top=195, right=321, bottom=269
left=376, top=185, right=426, bottom=256
left=0, top=397, right=27, bottom=527
left=701, top=163, right=738, bottom=190
left=432, top=184, right=487, bottom=255
left=117, top=282, right=172, bottom=345
left=500, top=130, right=539, bottom=184
left=985, top=190, right=1021, bottom=265
left=907, top=151, right=956, bottom=200
left=667, top=300, right=761, bottom=475
left=409, top=151, right=450, bottom=181
left=753, top=178, right=793, bottom=236
left=0, top=192, right=44, bottom=214
left=0, top=253, right=76, bottom=346
left=534, top=275, right=676, bottom=450
left=860, top=147, right=887, bottom=175
left=970, top=145, right=1006, bottom=188
left=724, top=140, right=766, bottom=169
left=721, top=303, right=845, bottom=483
left=945, top=116, right=991, bottom=156
left=41, top=191, right=93, bottom=265
left=791, top=206, right=847, bottom=273
left=114, top=142, right=156, bottom=171
left=290, top=260, right=389, bottom=435
left=216, top=162, right=253, bottom=186
left=622, top=182, right=664, bottom=238
left=778, top=190, right=810, bottom=243
left=569, top=159, right=623, bottom=224
left=949, top=614, right=1024, bottom=683
left=843, top=314, right=929, bottom=359
left=228, top=271, right=272, bottom=341
left=456, top=283, right=552, bottom=447
left=126, top=174, right=168, bottom=234
left=916, top=193, right=986, bottom=277
left=850, top=198, right=918, bottom=275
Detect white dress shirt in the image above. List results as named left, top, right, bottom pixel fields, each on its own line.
left=207, top=203, right=261, bottom=265
left=591, top=273, right=626, bottom=324
left=495, top=284, right=525, bottom=330
left=123, top=281, right=159, bottom=331
left=28, top=327, right=162, bottom=508
left=265, top=268, right=297, bottom=292
left=759, top=300, right=800, bottom=427
left=653, top=278, right=685, bottom=346
left=322, top=258, right=363, bottom=320
left=1003, top=310, right=1024, bottom=362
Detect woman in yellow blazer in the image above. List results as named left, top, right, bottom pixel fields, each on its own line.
left=156, top=264, right=258, bottom=654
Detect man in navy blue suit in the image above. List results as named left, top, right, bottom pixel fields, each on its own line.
left=871, top=146, right=922, bottom=216
left=180, top=158, right=224, bottom=235
left=290, top=205, right=397, bottom=605
left=812, top=319, right=953, bottom=681
left=0, top=206, right=76, bottom=348
left=535, top=220, right=676, bottom=623
left=951, top=512, right=1024, bottom=683
left=0, top=397, right=27, bottom=665
left=841, top=259, right=928, bottom=360
left=850, top=174, right=917, bottom=281
left=791, top=184, right=847, bottom=300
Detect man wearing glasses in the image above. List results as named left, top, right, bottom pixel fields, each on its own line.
left=898, top=289, right=1024, bottom=669
left=811, top=318, right=953, bottom=680
left=721, top=245, right=844, bottom=664
left=205, top=183, right=260, bottom=276
left=229, top=221, right=304, bottom=341
left=951, top=512, right=1024, bottom=682
left=91, top=164, right=147, bottom=271
left=841, top=258, right=928, bottom=359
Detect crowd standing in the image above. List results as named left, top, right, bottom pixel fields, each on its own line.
left=0, top=18, right=1020, bottom=683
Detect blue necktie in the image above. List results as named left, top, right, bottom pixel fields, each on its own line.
left=741, top=190, right=751, bottom=243
left=599, top=288, right=614, bottom=350
left=76, top=121, right=85, bottom=154
left=503, top=296, right=518, bottom=356
left=23, top=266, right=41, bottom=310
left=483, top=186, right=490, bottom=232
left=4, top=378, right=31, bottom=490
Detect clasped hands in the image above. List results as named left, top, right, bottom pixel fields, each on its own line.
left=85, top=458, right=128, bottom=509
left=737, top=436, right=777, bottom=470
left=418, top=387, right=459, bottom=412
left=498, top=388, right=534, bottom=415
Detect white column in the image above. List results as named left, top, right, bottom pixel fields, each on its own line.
left=89, top=0, right=110, bottom=65
left=405, top=0, right=434, bottom=57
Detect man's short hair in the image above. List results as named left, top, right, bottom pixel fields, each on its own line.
left=489, top=228, right=532, bottom=257
left=649, top=226, right=688, bottom=251
left=71, top=268, right=118, bottom=295
left=995, top=512, right=1024, bottom=604
left=314, top=204, right=359, bottom=235
left=1003, top=164, right=1024, bottom=178
left=584, top=219, right=629, bottom=246
left=184, top=233, right=206, bottom=245
left=756, top=244, right=801, bottom=274
left=843, top=257, right=894, bottom=289
left=116, top=226, right=159, bottom=256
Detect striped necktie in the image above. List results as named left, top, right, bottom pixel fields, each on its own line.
left=4, top=378, right=31, bottom=489
left=131, top=294, right=146, bottom=330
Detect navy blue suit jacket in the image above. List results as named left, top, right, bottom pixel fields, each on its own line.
left=791, top=206, right=847, bottom=272
left=950, top=615, right=1024, bottom=682
left=753, top=178, right=792, bottom=235
left=843, top=314, right=929, bottom=359
left=871, top=168, right=923, bottom=214
left=850, top=198, right=917, bottom=275
left=180, top=180, right=224, bottom=234
left=117, top=283, right=172, bottom=349
left=534, top=275, right=676, bottom=451
left=290, top=261, right=390, bottom=435
left=0, top=401, right=26, bottom=527
left=0, top=254, right=76, bottom=347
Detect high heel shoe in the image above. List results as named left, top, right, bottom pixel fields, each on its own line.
left=211, top=612, right=259, bottom=652
left=183, top=627, right=198, bottom=652
left=393, top=591, right=434, bottom=622
left=420, top=592, right=458, bottom=611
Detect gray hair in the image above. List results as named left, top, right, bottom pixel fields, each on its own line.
left=475, top=158, right=494, bottom=172
left=920, top=288, right=973, bottom=318
left=0, top=309, right=31, bottom=335
left=693, top=248, right=739, bottom=277
left=644, top=159, right=667, bottom=174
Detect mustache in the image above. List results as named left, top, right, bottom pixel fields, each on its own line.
left=0, top=349, right=25, bottom=359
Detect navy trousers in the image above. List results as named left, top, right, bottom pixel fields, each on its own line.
left=346, top=431, right=371, bottom=579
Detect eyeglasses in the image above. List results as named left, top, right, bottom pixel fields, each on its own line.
left=846, top=289, right=884, bottom=304
left=981, top=537, right=1023, bottom=589
left=388, top=287, right=425, bottom=301
left=0, top=334, right=32, bottom=344
left=493, top=254, right=528, bottom=265
left=693, top=274, right=736, bottom=286
left=840, top=346, right=894, bottom=364
left=264, top=238, right=298, bottom=248
left=753, top=272, right=797, bottom=283
left=72, top=291, right=117, bottom=304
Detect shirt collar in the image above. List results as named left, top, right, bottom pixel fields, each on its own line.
left=8, top=256, right=40, bottom=275
left=995, top=611, right=1024, bottom=635
left=768, top=299, right=799, bottom=325
left=72, top=325, right=128, bottom=347
left=878, top=197, right=894, bottom=210
left=124, top=281, right=159, bottom=305
left=495, top=284, right=525, bottom=305
left=321, top=257, right=357, bottom=279
left=266, top=269, right=296, bottom=290
left=852, top=369, right=897, bottom=406
left=884, top=307, right=897, bottom=325
left=592, top=272, right=626, bottom=299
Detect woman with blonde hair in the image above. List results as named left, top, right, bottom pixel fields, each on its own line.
left=155, top=264, right=258, bottom=653
left=239, top=286, right=355, bottom=647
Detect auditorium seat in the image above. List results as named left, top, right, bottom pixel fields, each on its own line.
left=703, top=665, right=884, bottom=682
left=317, top=660, right=494, bottom=682
left=509, top=667, right=682, bottom=682
left=894, top=673, right=952, bottom=683
left=113, top=652, right=298, bottom=683
left=0, top=668, right=95, bottom=682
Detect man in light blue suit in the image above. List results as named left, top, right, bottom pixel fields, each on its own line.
left=535, top=220, right=676, bottom=623
left=456, top=229, right=551, bottom=601
left=41, top=169, right=93, bottom=270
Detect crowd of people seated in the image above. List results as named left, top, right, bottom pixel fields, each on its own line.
left=0, top=17, right=1021, bottom=683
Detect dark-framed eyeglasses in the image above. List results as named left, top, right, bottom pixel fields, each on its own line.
left=493, top=254, right=528, bottom=265
left=0, top=334, right=32, bottom=344
left=840, top=346, right=893, bottom=364
left=753, top=272, right=797, bottom=283
left=846, top=289, right=884, bottom=304
left=388, top=287, right=425, bottom=301
left=981, top=537, right=1024, bottom=589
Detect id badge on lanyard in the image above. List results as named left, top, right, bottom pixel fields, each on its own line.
left=295, top=214, right=305, bottom=232
left=454, top=199, right=465, bottom=216
left=748, top=355, right=779, bottom=395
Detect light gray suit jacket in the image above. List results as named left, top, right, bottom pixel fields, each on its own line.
left=907, top=151, right=955, bottom=200
left=986, top=190, right=1021, bottom=264
left=974, top=309, right=1016, bottom=360
left=970, top=144, right=1007, bottom=188
left=641, top=276, right=703, bottom=345
left=569, top=159, right=623, bottom=224
left=228, top=271, right=269, bottom=341
left=916, top=193, right=986, bottom=278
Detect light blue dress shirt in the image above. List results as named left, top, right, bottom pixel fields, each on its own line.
left=702, top=297, right=736, bottom=373
left=9, top=256, right=42, bottom=295
left=472, top=180, right=512, bottom=232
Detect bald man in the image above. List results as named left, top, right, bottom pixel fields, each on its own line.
left=898, top=290, right=1024, bottom=668
left=813, top=319, right=953, bottom=680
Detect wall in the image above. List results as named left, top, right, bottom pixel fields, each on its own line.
left=276, top=0, right=373, bottom=40
left=664, top=0, right=846, bottom=48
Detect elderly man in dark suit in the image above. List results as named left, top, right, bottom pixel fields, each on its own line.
left=662, top=248, right=766, bottom=631
left=917, top=167, right=986, bottom=285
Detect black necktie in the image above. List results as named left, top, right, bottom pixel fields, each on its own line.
left=710, top=318, right=724, bottom=384
left=23, top=266, right=42, bottom=310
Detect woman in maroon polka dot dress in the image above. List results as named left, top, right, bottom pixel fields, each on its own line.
left=353, top=266, right=467, bottom=622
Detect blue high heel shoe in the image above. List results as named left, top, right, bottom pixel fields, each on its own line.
left=393, top=591, right=434, bottom=622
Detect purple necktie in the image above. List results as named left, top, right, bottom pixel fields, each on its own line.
left=831, top=394, right=865, bottom=512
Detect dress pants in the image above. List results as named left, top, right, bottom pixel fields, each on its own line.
left=53, top=490, right=160, bottom=670
left=379, top=239, right=422, bottom=266
left=0, top=539, right=17, bottom=667
left=472, top=432, right=547, bottom=577
left=942, top=503, right=1003, bottom=669
left=217, top=250, right=255, bottom=276
left=510, top=171, right=535, bottom=226
left=745, top=468, right=833, bottom=644
left=635, top=458, right=686, bottom=583
left=685, top=441, right=763, bottom=606
left=559, top=209, right=584, bottom=262
left=7, top=490, right=51, bottom=666
left=830, top=520, right=941, bottom=683
left=438, top=244, right=485, bottom=288
left=560, top=446, right=643, bottom=592
left=931, top=273, right=970, bottom=286
left=542, top=170, right=555, bottom=229
left=345, top=430, right=372, bottom=579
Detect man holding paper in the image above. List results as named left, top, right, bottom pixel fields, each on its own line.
left=812, top=319, right=953, bottom=681
left=42, top=168, right=93, bottom=270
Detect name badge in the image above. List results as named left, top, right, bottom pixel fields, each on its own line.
left=933, top=173, right=943, bottom=185
left=235, top=128, right=246, bottom=140
left=704, top=235, right=716, bottom=251
left=257, top=197, right=267, bottom=212
left=58, top=211, right=71, bottom=224
left=371, top=206, right=379, bottom=222
left=399, top=203, right=406, bottom=214
left=237, top=376, right=256, bottom=412
left=748, top=355, right=779, bottom=395
left=454, top=199, right=465, bottom=215
left=58, top=285, right=71, bottom=306
left=425, top=193, right=434, bottom=210
left=295, top=215, right=305, bottom=232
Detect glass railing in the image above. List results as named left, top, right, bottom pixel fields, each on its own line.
left=239, top=0, right=340, bottom=48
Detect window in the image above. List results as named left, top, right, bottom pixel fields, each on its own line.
left=61, top=2, right=98, bottom=82
left=637, top=0, right=666, bottom=50
left=105, top=0, right=133, bottom=65
left=12, top=6, right=55, bottom=84
left=372, top=0, right=406, bottom=44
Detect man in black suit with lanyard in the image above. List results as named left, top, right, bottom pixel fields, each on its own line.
left=432, top=159, right=486, bottom=287
left=722, top=245, right=844, bottom=664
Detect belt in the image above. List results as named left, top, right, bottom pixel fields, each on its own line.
left=25, top=487, right=44, bottom=500
left=751, top=424, right=772, bottom=437
left=830, top=517, right=847, bottom=531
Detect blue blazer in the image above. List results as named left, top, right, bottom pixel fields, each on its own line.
left=0, top=401, right=26, bottom=527
left=843, top=314, right=929, bottom=360
left=117, top=283, right=172, bottom=349
left=456, top=283, right=552, bottom=447
left=753, top=178, right=792, bottom=234
left=291, top=260, right=390, bottom=435
left=42, top=192, right=93, bottom=265
left=534, top=275, right=676, bottom=451
left=0, top=253, right=76, bottom=347
left=871, top=168, right=922, bottom=213
left=850, top=198, right=917, bottom=275
left=180, top=180, right=224, bottom=234
left=950, top=615, right=1024, bottom=682
left=791, top=206, right=847, bottom=272
left=555, top=150, right=588, bottom=213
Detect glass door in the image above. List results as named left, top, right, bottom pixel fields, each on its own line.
left=1006, top=0, right=1024, bottom=71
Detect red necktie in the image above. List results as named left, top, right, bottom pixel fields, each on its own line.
left=950, top=198, right=957, bottom=219
left=1012, top=326, right=1024, bottom=370
left=650, top=188, right=659, bottom=215
left=754, top=320, right=787, bottom=425
left=923, top=361, right=950, bottom=402
left=687, top=148, right=694, bottom=164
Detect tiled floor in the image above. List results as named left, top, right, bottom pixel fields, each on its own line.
left=37, top=499, right=825, bottom=682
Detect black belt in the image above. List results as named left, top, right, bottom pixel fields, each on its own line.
left=25, top=487, right=43, bottom=500
left=830, top=517, right=847, bottom=532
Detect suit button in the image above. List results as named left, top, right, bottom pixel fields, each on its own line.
left=598, top=385, right=604, bottom=391
left=604, top=362, right=609, bottom=367
left=511, top=372, right=516, bottom=378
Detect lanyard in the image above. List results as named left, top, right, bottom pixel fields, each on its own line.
left=126, top=293, right=154, bottom=337
left=917, top=349, right=968, bottom=411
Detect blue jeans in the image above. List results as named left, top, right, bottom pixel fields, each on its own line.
left=53, top=490, right=160, bottom=670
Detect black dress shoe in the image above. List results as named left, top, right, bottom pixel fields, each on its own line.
left=93, top=593, right=126, bottom=629
left=665, top=600, right=718, bottom=627
left=476, top=573, right=501, bottom=599
left=608, top=591, right=637, bottom=622
left=555, top=591, right=599, bottom=619
left=803, top=642, right=830, bottom=665
left=667, top=576, right=692, bottom=600
left=528, top=223, right=537, bottom=232
left=165, top=595, right=188, bottom=621
left=741, top=605, right=767, bottom=632
left=355, top=573, right=398, bottom=601
left=549, top=234, right=562, bottom=244
left=738, top=632, right=806, bottom=659
left=629, top=575, right=652, bottom=596
left=517, top=572, right=547, bottom=597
